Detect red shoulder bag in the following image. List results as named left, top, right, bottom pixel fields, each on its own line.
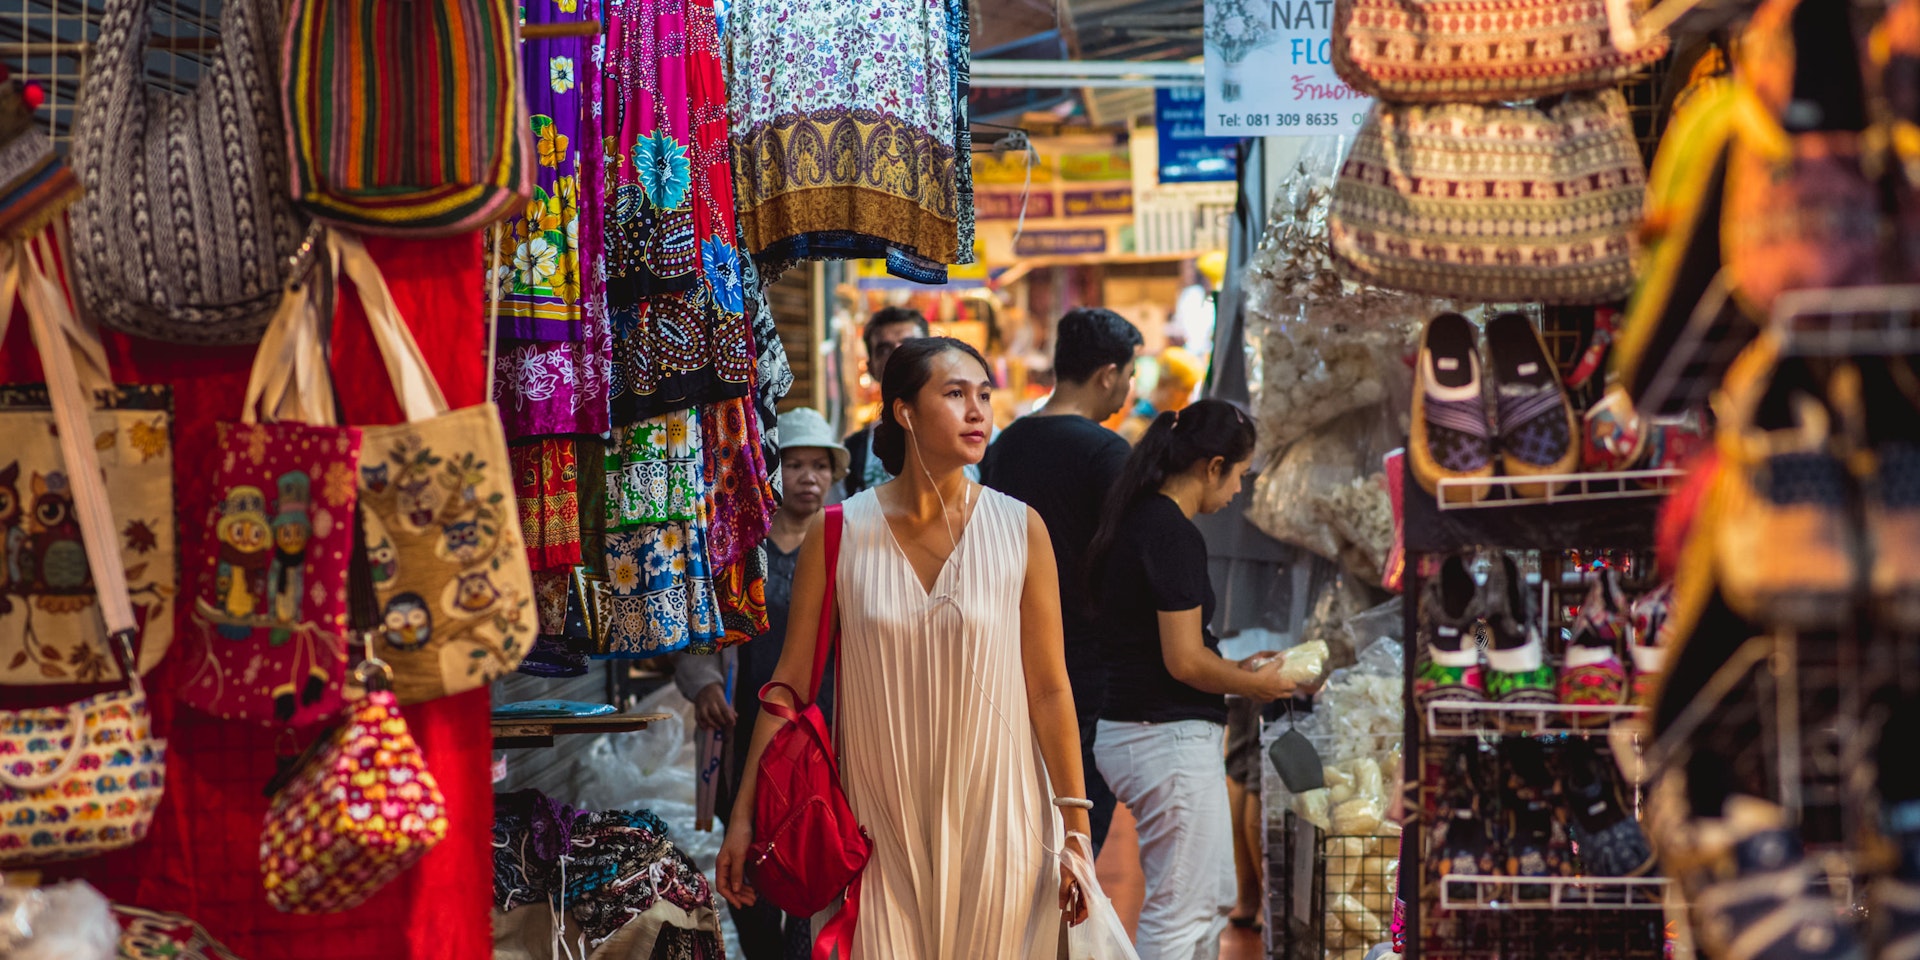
left=748, top=505, right=871, bottom=958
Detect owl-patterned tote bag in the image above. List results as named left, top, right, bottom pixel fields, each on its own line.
left=332, top=233, right=533, bottom=703
left=181, top=250, right=364, bottom=728
left=0, top=231, right=167, bottom=865
left=0, top=233, right=175, bottom=687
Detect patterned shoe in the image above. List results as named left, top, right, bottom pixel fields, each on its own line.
left=1412, top=313, right=1495, bottom=503
left=1564, top=739, right=1653, bottom=877
left=1416, top=555, right=1487, bottom=710
left=1628, top=583, right=1675, bottom=706
left=1560, top=643, right=1628, bottom=714
left=1487, top=312, right=1579, bottom=499
left=1714, top=338, right=1860, bottom=629
left=1485, top=556, right=1555, bottom=706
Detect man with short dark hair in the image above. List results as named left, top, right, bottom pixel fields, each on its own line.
left=981, top=306, right=1143, bottom=854
left=841, top=306, right=932, bottom=497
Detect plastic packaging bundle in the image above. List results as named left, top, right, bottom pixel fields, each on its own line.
left=1243, top=141, right=1436, bottom=463
left=0, top=881, right=116, bottom=960
left=1247, top=403, right=1399, bottom=585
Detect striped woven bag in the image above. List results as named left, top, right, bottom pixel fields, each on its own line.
left=1329, top=90, right=1648, bottom=305
left=281, top=0, right=532, bottom=237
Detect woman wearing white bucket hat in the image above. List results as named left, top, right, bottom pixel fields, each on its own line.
left=673, top=407, right=848, bottom=960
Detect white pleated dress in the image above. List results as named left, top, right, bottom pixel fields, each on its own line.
left=831, top=488, right=1064, bottom=960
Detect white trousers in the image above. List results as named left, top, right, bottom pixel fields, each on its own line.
left=1095, top=719, right=1235, bottom=960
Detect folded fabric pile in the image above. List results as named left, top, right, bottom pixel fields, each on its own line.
left=493, top=790, right=722, bottom=958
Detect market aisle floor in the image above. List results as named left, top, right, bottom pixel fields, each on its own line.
left=1096, top=803, right=1265, bottom=960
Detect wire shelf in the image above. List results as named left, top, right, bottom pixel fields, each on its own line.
left=1434, top=469, right=1685, bottom=511
left=1437, top=875, right=1669, bottom=912
left=1425, top=701, right=1648, bottom=739
left=1772, top=284, right=1920, bottom=358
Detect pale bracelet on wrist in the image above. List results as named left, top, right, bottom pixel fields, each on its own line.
left=1052, top=797, right=1095, bottom=810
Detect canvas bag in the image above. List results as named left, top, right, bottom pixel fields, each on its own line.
left=68, top=0, right=311, bottom=344
left=0, top=230, right=175, bottom=686
left=281, top=0, right=532, bottom=236
left=1331, top=0, right=1669, bottom=101
left=328, top=232, right=535, bottom=703
left=259, top=660, right=448, bottom=913
left=1329, top=90, right=1647, bottom=305
left=180, top=244, right=364, bottom=728
left=0, top=233, right=167, bottom=866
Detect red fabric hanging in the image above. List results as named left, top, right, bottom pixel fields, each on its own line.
left=7, top=231, right=494, bottom=960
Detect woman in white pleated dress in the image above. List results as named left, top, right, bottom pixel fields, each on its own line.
left=717, top=337, right=1094, bottom=959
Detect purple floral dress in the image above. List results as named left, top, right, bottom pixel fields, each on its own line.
left=492, top=0, right=611, bottom=441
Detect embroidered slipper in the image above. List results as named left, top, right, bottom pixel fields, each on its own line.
left=1486, top=313, right=1578, bottom=498
left=1411, top=313, right=1494, bottom=503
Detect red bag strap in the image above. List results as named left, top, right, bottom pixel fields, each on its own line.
left=807, top=505, right=844, bottom=703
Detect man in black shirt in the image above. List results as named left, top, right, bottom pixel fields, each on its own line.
left=980, top=306, right=1142, bottom=854
left=841, top=305, right=930, bottom=498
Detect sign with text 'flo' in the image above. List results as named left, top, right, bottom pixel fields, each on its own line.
left=1203, top=0, right=1372, bottom=137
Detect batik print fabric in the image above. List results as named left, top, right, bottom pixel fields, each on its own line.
left=727, top=0, right=972, bottom=278
left=716, top=545, right=767, bottom=647
left=600, top=409, right=722, bottom=657
left=491, top=0, right=611, bottom=442
left=605, top=409, right=703, bottom=527
left=601, top=520, right=722, bottom=657
left=510, top=441, right=581, bottom=572
left=603, top=0, right=755, bottom=424
left=700, top=396, right=773, bottom=571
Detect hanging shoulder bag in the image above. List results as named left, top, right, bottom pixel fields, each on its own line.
left=329, top=232, right=536, bottom=703
left=0, top=224, right=176, bottom=686
left=1329, top=90, right=1647, bottom=304
left=1332, top=0, right=1669, bottom=101
left=0, top=233, right=167, bottom=865
left=281, top=0, right=533, bottom=236
left=180, top=237, right=364, bottom=729
left=748, top=505, right=870, bottom=957
left=68, top=0, right=311, bottom=344
left=259, top=658, right=449, bottom=913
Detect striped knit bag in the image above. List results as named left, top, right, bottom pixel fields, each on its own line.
left=281, top=0, right=532, bottom=237
left=68, top=0, right=311, bottom=345
left=1329, top=90, right=1647, bottom=305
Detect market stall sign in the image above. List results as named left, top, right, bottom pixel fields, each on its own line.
left=1155, top=87, right=1240, bottom=183
left=1013, top=229, right=1110, bottom=257
left=1062, top=188, right=1134, bottom=218
left=1203, top=0, right=1372, bottom=137
left=976, top=190, right=1055, bottom=221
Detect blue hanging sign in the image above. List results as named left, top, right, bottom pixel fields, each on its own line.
left=1156, top=87, right=1240, bottom=183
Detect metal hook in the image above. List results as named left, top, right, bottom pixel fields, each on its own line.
left=356, top=656, right=394, bottom=693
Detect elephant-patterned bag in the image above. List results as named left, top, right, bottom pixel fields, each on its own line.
left=180, top=249, right=364, bottom=728
left=332, top=233, right=533, bottom=703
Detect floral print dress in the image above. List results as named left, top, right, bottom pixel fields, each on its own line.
left=494, top=0, right=611, bottom=603
left=726, top=0, right=974, bottom=280
left=493, top=0, right=611, bottom=442
left=602, top=0, right=755, bottom=425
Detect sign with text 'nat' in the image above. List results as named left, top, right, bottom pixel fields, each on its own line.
left=1203, top=0, right=1372, bottom=137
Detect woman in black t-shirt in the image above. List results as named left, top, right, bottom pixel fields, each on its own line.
left=1085, top=398, right=1300, bottom=960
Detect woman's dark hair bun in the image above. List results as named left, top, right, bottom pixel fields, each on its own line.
left=872, top=336, right=993, bottom=477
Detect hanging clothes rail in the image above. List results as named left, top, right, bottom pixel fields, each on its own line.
left=520, top=20, right=604, bottom=39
